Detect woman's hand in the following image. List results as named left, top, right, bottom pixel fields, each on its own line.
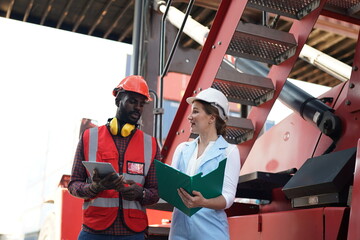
left=178, top=188, right=227, bottom=210
left=177, top=188, right=207, bottom=208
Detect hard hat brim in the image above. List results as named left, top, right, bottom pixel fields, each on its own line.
left=186, top=96, right=197, bottom=105
left=186, top=95, right=228, bottom=121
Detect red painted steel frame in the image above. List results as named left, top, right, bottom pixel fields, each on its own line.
left=161, top=0, right=247, bottom=163
left=313, top=29, right=360, bottom=156
left=348, top=140, right=360, bottom=240
left=344, top=30, right=360, bottom=114
left=238, top=0, right=329, bottom=165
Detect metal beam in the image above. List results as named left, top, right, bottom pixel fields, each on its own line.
left=307, top=30, right=333, bottom=46
left=23, top=0, right=34, bottom=22
left=316, top=35, right=346, bottom=51
left=315, top=15, right=360, bottom=39
left=72, top=0, right=94, bottom=32
left=6, top=0, right=15, bottom=18
left=56, top=0, right=74, bottom=29
left=40, top=0, right=55, bottom=25
left=88, top=0, right=115, bottom=35
left=104, top=1, right=133, bottom=39
left=118, top=24, right=133, bottom=42
left=173, top=0, right=220, bottom=11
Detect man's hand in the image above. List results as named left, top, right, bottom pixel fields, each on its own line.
left=117, top=180, right=144, bottom=201
left=89, top=169, right=125, bottom=194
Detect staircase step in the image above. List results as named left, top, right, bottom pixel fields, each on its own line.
left=324, top=0, right=360, bottom=19
left=190, top=117, right=254, bottom=144
left=225, top=117, right=254, bottom=144
left=247, top=0, right=321, bottom=20
left=213, top=62, right=274, bottom=106
left=226, top=22, right=297, bottom=65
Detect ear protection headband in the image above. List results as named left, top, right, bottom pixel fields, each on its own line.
left=109, top=118, right=135, bottom=137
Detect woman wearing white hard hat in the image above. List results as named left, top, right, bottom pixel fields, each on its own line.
left=169, top=88, right=241, bottom=240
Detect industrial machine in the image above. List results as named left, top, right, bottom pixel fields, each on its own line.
left=30, top=0, right=360, bottom=239
left=156, top=0, right=360, bottom=239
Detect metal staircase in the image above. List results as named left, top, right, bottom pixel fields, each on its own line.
left=161, top=0, right=329, bottom=165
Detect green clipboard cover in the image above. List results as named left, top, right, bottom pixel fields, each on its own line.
left=155, top=159, right=227, bottom=216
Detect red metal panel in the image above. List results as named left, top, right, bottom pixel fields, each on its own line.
left=238, top=0, right=329, bottom=165
left=240, top=113, right=322, bottom=175
left=229, top=208, right=327, bottom=240
left=348, top=139, right=360, bottom=240
left=161, top=0, right=248, bottom=163
left=59, top=189, right=83, bottom=240
left=261, top=208, right=324, bottom=240
left=146, top=209, right=172, bottom=225
left=343, top=30, right=360, bottom=119
left=228, top=214, right=260, bottom=240
left=324, top=207, right=349, bottom=240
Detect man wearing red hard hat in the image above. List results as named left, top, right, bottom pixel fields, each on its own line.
left=69, top=75, right=160, bottom=240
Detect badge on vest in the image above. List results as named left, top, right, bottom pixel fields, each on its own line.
left=127, top=161, right=144, bottom=175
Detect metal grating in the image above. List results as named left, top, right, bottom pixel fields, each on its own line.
left=225, top=117, right=254, bottom=144
left=247, top=0, right=321, bottom=20
left=212, top=81, right=274, bottom=106
left=213, top=64, right=275, bottom=106
left=227, top=22, right=298, bottom=65
left=325, top=0, right=360, bottom=18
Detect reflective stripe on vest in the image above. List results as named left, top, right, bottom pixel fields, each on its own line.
left=122, top=133, right=152, bottom=185
left=122, top=133, right=152, bottom=214
left=83, top=197, right=119, bottom=210
left=88, top=127, right=98, bottom=163
left=83, top=198, right=146, bottom=214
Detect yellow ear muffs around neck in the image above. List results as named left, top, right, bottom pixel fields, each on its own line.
left=121, top=123, right=135, bottom=137
left=109, top=118, right=135, bottom=137
left=109, top=117, right=119, bottom=135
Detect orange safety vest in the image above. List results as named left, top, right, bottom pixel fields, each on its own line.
left=82, top=125, right=156, bottom=232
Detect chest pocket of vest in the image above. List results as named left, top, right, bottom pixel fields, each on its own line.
left=100, top=151, right=117, bottom=162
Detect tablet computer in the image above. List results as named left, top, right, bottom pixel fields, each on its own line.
left=82, top=161, right=118, bottom=178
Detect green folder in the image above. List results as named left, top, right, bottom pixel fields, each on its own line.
left=155, top=159, right=227, bottom=216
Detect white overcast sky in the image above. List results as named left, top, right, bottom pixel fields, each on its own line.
left=0, top=17, right=132, bottom=236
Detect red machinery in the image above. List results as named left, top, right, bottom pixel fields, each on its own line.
left=159, top=0, right=360, bottom=239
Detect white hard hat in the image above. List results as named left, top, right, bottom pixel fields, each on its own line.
left=186, top=88, right=229, bottom=121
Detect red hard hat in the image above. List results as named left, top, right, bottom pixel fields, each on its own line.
left=112, top=75, right=152, bottom=101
